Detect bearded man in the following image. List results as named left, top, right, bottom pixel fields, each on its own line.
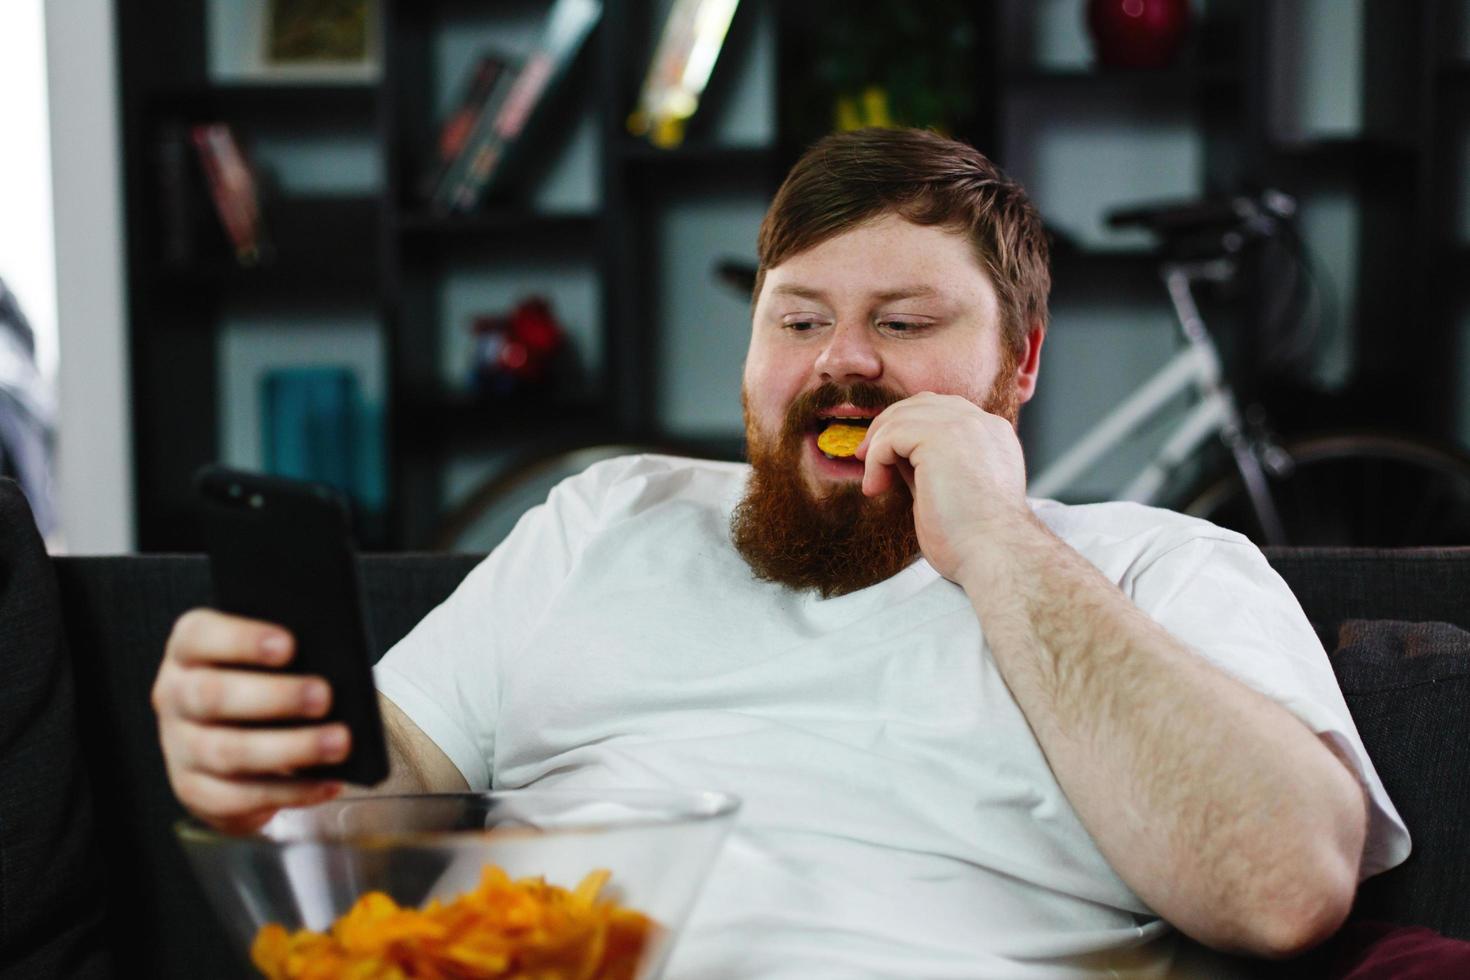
left=153, top=128, right=1407, bottom=978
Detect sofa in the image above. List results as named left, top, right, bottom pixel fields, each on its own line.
left=3, top=477, right=1469, bottom=978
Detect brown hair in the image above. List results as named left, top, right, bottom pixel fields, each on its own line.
left=755, top=128, right=1051, bottom=356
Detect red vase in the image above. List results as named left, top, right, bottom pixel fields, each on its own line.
left=1086, top=0, right=1192, bottom=70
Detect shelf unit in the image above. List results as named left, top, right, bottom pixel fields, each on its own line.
left=116, top=0, right=793, bottom=550
left=114, top=0, right=1469, bottom=552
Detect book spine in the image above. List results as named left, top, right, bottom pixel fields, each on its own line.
left=431, top=60, right=522, bottom=215
left=155, top=122, right=196, bottom=269
left=447, top=64, right=536, bottom=212
left=420, top=53, right=510, bottom=204
left=190, top=124, right=264, bottom=265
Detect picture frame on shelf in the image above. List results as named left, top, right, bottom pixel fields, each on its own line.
left=208, top=0, right=381, bottom=84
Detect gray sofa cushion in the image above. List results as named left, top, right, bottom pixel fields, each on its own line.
left=1331, top=620, right=1470, bottom=939
left=0, top=481, right=111, bottom=978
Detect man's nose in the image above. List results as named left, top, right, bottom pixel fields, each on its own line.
left=813, top=320, right=881, bottom=382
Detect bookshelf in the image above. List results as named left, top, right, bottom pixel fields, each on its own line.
left=114, top=0, right=1470, bottom=551
left=117, top=0, right=777, bottom=551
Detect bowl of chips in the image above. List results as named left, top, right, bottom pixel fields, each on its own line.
left=176, top=788, right=740, bottom=979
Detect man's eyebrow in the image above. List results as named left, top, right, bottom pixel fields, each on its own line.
left=769, top=284, right=828, bottom=302
left=871, top=285, right=940, bottom=302
left=769, top=284, right=942, bottom=302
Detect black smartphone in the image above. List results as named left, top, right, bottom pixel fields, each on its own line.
left=195, top=465, right=389, bottom=786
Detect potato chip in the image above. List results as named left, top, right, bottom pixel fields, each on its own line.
left=250, top=865, right=657, bottom=980
left=816, top=423, right=868, bottom=458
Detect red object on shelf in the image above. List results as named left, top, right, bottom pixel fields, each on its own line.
left=1086, top=0, right=1191, bottom=70
left=470, top=296, right=566, bottom=396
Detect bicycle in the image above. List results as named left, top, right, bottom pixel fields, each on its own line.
left=1027, top=191, right=1470, bottom=547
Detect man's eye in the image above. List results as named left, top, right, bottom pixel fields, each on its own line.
left=786, top=321, right=819, bottom=332
left=879, top=320, right=925, bottom=334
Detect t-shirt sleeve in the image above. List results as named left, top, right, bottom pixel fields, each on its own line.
left=373, top=461, right=613, bottom=790
left=1127, top=532, right=1411, bottom=881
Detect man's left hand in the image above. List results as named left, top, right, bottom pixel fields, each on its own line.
left=856, top=392, right=1030, bottom=582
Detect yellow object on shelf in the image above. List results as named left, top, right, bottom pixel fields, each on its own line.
left=834, top=86, right=895, bottom=132
left=627, top=0, right=741, bottom=148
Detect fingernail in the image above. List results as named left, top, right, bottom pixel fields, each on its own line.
left=260, top=632, right=291, bottom=663
left=302, top=681, right=330, bottom=713
left=320, top=728, right=349, bottom=758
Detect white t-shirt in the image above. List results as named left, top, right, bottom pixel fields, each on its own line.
left=375, top=454, right=1409, bottom=979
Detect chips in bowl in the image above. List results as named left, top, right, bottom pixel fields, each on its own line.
left=251, top=865, right=656, bottom=980
left=177, top=790, right=739, bottom=980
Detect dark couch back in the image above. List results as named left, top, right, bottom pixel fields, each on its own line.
left=1264, top=547, right=1469, bottom=635
left=44, top=547, right=1470, bottom=976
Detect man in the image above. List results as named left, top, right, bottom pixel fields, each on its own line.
left=153, top=128, right=1407, bottom=977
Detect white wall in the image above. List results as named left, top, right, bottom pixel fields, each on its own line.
left=0, top=0, right=58, bottom=384
left=46, top=0, right=135, bottom=552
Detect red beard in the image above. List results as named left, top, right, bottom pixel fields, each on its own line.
left=731, top=371, right=1020, bottom=598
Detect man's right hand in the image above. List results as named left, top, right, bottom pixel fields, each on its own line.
left=152, top=608, right=350, bottom=835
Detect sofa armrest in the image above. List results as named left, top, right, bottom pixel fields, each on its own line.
left=0, top=479, right=111, bottom=977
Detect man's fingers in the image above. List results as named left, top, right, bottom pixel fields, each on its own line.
left=176, top=771, right=343, bottom=830
left=173, top=669, right=332, bottom=723
left=896, top=460, right=917, bottom=493
left=182, top=720, right=351, bottom=778
left=859, top=403, right=956, bottom=497
left=167, top=608, right=293, bottom=668
left=860, top=421, right=911, bottom=497
left=159, top=611, right=343, bottom=837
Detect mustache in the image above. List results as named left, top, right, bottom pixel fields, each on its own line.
left=780, top=382, right=906, bottom=441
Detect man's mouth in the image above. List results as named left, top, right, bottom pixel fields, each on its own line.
left=813, top=415, right=874, bottom=460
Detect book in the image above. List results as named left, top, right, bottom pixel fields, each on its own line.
left=431, top=0, right=602, bottom=214
left=627, top=0, right=741, bottom=148
left=155, top=121, right=208, bottom=269
left=190, top=123, right=268, bottom=265
left=429, top=56, right=522, bottom=212
left=420, top=52, right=514, bottom=204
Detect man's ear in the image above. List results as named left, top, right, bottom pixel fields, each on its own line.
left=1013, top=322, right=1045, bottom=405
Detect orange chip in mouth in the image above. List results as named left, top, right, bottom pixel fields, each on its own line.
left=816, top=422, right=868, bottom=458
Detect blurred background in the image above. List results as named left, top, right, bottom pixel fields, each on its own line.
left=2, top=0, right=1468, bottom=553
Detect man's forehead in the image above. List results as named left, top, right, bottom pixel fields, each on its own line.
left=759, top=215, right=992, bottom=307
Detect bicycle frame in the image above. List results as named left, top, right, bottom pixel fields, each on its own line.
left=1028, top=260, right=1288, bottom=545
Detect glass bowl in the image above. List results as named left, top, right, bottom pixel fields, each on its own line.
left=176, top=788, right=740, bottom=979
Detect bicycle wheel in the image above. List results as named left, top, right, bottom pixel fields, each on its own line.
left=1183, top=433, right=1470, bottom=546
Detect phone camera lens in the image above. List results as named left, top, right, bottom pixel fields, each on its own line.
left=249, top=494, right=265, bottom=509
left=229, top=484, right=242, bottom=498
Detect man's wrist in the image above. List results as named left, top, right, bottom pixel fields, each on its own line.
left=951, top=508, right=1052, bottom=596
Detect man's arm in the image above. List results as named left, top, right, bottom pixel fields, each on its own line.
left=954, top=517, right=1366, bottom=957
left=859, top=392, right=1368, bottom=958
left=354, top=693, right=470, bottom=795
